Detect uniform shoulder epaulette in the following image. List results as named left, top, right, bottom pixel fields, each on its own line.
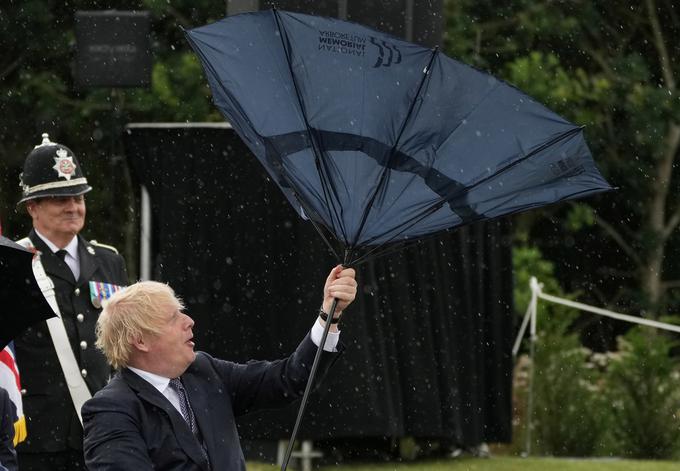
left=89, top=240, right=119, bottom=254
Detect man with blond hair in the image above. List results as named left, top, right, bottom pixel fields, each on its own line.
left=82, top=266, right=356, bottom=471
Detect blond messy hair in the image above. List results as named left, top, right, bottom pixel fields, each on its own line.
left=96, top=280, right=184, bottom=370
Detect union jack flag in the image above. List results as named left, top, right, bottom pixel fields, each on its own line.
left=0, top=343, right=26, bottom=445
left=0, top=220, right=26, bottom=444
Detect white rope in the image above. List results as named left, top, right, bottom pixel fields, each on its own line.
left=512, top=276, right=680, bottom=458
left=536, top=290, right=680, bottom=334
left=513, top=277, right=680, bottom=352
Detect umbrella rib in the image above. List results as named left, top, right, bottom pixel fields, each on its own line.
left=356, top=126, right=589, bottom=258
left=272, top=9, right=349, bottom=245
left=441, top=125, right=586, bottom=203
left=186, top=26, right=335, bottom=242
left=314, top=150, right=349, bottom=244
left=352, top=46, right=441, bottom=247
left=356, top=173, right=612, bottom=266
left=187, top=25, right=338, bottom=245
left=293, top=192, right=342, bottom=261
left=354, top=201, right=446, bottom=264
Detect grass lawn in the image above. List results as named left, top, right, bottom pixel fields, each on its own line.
left=247, top=457, right=680, bottom=471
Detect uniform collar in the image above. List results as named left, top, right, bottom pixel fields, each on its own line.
left=34, top=228, right=79, bottom=259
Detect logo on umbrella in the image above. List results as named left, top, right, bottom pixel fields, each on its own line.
left=318, top=30, right=366, bottom=57
left=316, top=30, right=402, bottom=69
left=369, top=37, right=401, bottom=68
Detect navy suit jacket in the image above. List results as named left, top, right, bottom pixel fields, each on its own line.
left=82, top=334, right=341, bottom=470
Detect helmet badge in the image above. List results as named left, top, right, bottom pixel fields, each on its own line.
left=52, top=148, right=77, bottom=180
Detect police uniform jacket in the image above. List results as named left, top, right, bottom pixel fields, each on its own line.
left=82, top=334, right=342, bottom=471
left=14, top=229, right=127, bottom=453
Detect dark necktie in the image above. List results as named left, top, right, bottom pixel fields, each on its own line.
left=55, top=249, right=77, bottom=280
left=169, top=378, right=197, bottom=433
left=169, top=378, right=210, bottom=465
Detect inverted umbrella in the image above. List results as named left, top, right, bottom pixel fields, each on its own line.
left=185, top=9, right=612, bottom=469
left=0, top=236, right=56, bottom=349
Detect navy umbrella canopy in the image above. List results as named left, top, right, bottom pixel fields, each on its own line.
left=185, top=9, right=612, bottom=264
left=186, top=10, right=611, bottom=470
left=185, top=9, right=612, bottom=470
left=0, top=236, right=56, bottom=350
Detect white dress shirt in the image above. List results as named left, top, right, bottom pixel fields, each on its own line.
left=127, top=366, right=182, bottom=412
left=35, top=229, right=80, bottom=280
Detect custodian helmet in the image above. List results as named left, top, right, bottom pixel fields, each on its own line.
left=18, top=133, right=92, bottom=204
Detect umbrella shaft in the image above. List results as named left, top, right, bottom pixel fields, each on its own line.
left=280, top=297, right=339, bottom=471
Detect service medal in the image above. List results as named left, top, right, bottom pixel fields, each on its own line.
left=89, top=281, right=125, bottom=308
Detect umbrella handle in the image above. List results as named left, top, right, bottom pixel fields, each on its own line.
left=280, top=297, right=339, bottom=471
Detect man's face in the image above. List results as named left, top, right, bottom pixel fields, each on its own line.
left=27, top=195, right=86, bottom=243
left=145, top=306, right=196, bottom=378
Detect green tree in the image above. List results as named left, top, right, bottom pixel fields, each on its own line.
left=444, top=0, right=680, bottom=323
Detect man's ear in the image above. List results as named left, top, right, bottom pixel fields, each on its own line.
left=26, top=201, right=37, bottom=217
left=131, top=334, right=150, bottom=353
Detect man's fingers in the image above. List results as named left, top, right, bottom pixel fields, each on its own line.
left=329, top=288, right=355, bottom=300
left=328, top=276, right=357, bottom=299
left=324, top=266, right=357, bottom=313
left=337, top=267, right=356, bottom=279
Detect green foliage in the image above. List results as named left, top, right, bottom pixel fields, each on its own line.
left=445, top=0, right=680, bottom=320
left=124, top=53, right=222, bottom=121
left=563, top=204, right=595, bottom=233
left=503, top=51, right=613, bottom=127
left=605, top=328, right=680, bottom=459
left=513, top=245, right=578, bottom=335
left=513, top=245, right=680, bottom=459
left=513, top=245, right=608, bottom=456
left=531, top=333, right=609, bottom=457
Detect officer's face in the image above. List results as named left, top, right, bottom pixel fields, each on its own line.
left=146, top=306, right=196, bottom=378
left=27, top=195, right=86, bottom=244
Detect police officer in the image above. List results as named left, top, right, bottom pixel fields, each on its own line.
left=14, top=134, right=128, bottom=470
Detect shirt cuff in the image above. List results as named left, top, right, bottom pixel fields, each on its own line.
left=311, top=319, right=340, bottom=352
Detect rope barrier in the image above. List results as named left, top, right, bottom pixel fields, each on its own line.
left=513, top=276, right=680, bottom=457
left=513, top=276, right=680, bottom=356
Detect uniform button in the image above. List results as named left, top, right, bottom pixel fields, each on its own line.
left=75, top=288, right=81, bottom=296
left=77, top=314, right=85, bottom=322
left=21, top=389, right=27, bottom=396
left=80, top=341, right=88, bottom=350
left=81, top=369, right=88, bottom=378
